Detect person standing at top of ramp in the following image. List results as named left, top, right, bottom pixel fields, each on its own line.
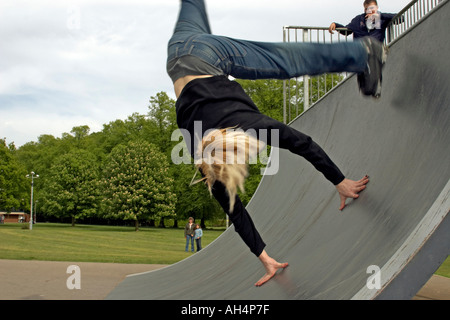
left=167, top=0, right=375, bottom=286
left=328, top=0, right=398, bottom=43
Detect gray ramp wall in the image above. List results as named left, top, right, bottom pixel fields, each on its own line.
left=107, top=1, right=450, bottom=300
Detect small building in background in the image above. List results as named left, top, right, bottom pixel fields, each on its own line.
left=0, top=211, right=29, bottom=223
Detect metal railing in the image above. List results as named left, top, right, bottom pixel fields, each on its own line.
left=282, top=27, right=351, bottom=123
left=386, top=0, right=445, bottom=44
left=282, top=0, right=446, bottom=124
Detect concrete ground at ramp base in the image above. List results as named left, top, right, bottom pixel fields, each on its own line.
left=0, top=259, right=167, bottom=300
left=0, top=260, right=448, bottom=300
left=107, top=2, right=450, bottom=300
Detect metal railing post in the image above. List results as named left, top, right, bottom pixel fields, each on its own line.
left=282, top=27, right=287, bottom=124
left=302, top=29, right=310, bottom=112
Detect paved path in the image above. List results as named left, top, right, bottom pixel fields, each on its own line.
left=412, top=274, right=450, bottom=300
left=0, top=259, right=448, bottom=300
left=0, top=259, right=167, bottom=300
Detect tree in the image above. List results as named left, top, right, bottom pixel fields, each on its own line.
left=16, top=135, right=63, bottom=198
left=98, top=113, right=157, bottom=155
left=147, top=91, right=177, bottom=153
left=236, top=79, right=285, bottom=122
left=308, top=74, right=345, bottom=105
left=101, top=140, right=176, bottom=231
left=0, top=139, right=28, bottom=212
left=171, top=163, right=223, bottom=228
left=41, top=149, right=100, bottom=226
left=70, top=125, right=90, bottom=141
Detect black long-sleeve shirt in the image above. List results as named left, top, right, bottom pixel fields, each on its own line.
left=176, top=76, right=345, bottom=186
left=334, top=12, right=397, bottom=42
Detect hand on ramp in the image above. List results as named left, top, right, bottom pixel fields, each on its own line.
left=336, top=175, right=369, bottom=211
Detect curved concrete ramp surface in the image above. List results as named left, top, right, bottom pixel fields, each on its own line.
left=107, top=2, right=450, bottom=300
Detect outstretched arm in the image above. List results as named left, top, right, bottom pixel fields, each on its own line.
left=335, top=175, right=369, bottom=210
left=328, top=22, right=337, bottom=34
left=329, top=22, right=353, bottom=36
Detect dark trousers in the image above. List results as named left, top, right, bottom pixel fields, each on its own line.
left=196, top=238, right=202, bottom=251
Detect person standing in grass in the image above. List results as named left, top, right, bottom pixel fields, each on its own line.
left=184, top=217, right=195, bottom=252
left=194, top=224, right=203, bottom=252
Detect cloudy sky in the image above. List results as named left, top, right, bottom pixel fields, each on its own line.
left=0, top=0, right=410, bottom=147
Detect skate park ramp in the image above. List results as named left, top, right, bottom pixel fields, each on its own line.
left=107, top=1, right=450, bottom=300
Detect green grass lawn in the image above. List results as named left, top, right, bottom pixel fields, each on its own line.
left=436, top=258, right=450, bottom=278
left=0, top=223, right=224, bottom=264
left=0, top=223, right=448, bottom=278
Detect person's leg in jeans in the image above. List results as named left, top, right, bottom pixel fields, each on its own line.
left=185, top=235, right=190, bottom=252
left=172, top=0, right=211, bottom=35
left=169, top=0, right=382, bottom=95
left=212, top=39, right=368, bottom=80
left=169, top=1, right=367, bottom=79
left=186, top=234, right=194, bottom=252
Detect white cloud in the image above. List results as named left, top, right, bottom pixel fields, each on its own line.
left=0, top=0, right=410, bottom=147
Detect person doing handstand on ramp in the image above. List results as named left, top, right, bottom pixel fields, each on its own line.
left=168, top=0, right=380, bottom=286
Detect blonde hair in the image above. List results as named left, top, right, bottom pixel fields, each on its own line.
left=191, top=128, right=265, bottom=213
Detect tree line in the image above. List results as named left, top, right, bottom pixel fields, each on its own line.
left=1, top=77, right=339, bottom=230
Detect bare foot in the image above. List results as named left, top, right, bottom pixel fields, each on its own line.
left=255, top=250, right=289, bottom=287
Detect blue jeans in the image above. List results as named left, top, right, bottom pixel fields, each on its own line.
left=168, top=0, right=368, bottom=80
left=185, top=234, right=194, bottom=252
